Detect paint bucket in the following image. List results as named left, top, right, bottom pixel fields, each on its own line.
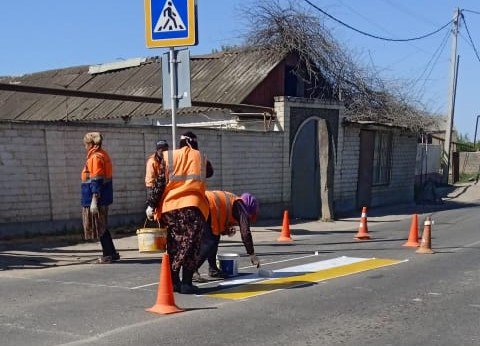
left=216, top=253, right=240, bottom=277
left=136, top=225, right=167, bottom=253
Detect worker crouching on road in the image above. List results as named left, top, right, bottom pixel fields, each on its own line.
left=194, top=191, right=260, bottom=281
left=81, top=132, right=119, bottom=264
left=146, top=131, right=213, bottom=294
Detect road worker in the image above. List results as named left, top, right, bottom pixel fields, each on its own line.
left=194, top=191, right=260, bottom=281
left=145, top=139, right=169, bottom=200
left=81, top=132, right=119, bottom=264
left=146, top=131, right=213, bottom=294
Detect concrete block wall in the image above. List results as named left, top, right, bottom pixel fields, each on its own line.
left=0, top=127, right=51, bottom=222
left=334, top=126, right=360, bottom=212
left=333, top=126, right=417, bottom=213
left=459, top=151, right=480, bottom=175
left=0, top=122, right=286, bottom=237
left=370, top=132, right=417, bottom=206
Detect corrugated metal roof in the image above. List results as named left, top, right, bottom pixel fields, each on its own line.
left=0, top=48, right=285, bottom=122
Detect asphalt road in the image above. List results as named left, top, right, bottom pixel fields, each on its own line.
left=1, top=204, right=480, bottom=345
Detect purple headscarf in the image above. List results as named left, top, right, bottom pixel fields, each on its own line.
left=241, top=193, right=259, bottom=217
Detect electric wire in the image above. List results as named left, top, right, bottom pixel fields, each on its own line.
left=461, top=14, right=480, bottom=63
left=302, top=0, right=453, bottom=42
left=462, top=9, right=480, bottom=16
left=414, top=27, right=450, bottom=92
left=417, top=29, right=450, bottom=93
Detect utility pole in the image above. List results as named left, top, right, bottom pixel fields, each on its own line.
left=443, top=7, right=461, bottom=184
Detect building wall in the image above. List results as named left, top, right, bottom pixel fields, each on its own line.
left=0, top=122, right=286, bottom=237
left=334, top=126, right=361, bottom=212
left=332, top=125, right=417, bottom=213
left=0, top=100, right=419, bottom=237
left=459, top=151, right=480, bottom=175
left=370, top=132, right=417, bottom=206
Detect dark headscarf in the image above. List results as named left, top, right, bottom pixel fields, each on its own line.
left=179, top=131, right=198, bottom=150
left=156, top=139, right=169, bottom=150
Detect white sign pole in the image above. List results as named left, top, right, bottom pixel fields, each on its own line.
left=169, top=47, right=177, bottom=150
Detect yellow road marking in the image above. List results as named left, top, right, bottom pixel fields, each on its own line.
left=207, top=258, right=402, bottom=300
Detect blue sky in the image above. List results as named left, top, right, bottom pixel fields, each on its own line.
left=1, top=0, right=480, bottom=140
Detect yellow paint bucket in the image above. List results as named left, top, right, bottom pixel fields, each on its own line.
left=136, top=221, right=167, bottom=253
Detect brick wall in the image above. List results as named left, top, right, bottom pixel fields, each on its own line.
left=0, top=122, right=286, bottom=237
left=0, top=100, right=419, bottom=237
left=370, top=132, right=417, bottom=206
left=334, top=126, right=360, bottom=212
left=459, top=151, right=480, bottom=175
left=331, top=126, right=417, bottom=213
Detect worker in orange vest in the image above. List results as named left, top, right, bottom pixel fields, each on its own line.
left=194, top=191, right=260, bottom=281
left=146, top=131, right=213, bottom=294
left=145, top=139, right=168, bottom=201
left=81, top=132, right=119, bottom=264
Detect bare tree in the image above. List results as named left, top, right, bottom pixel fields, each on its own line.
left=240, top=0, right=436, bottom=131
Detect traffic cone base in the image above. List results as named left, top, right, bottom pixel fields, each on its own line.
left=403, top=214, right=420, bottom=247
left=416, top=217, right=434, bottom=254
left=146, top=304, right=183, bottom=315
left=354, top=207, right=370, bottom=240
left=277, top=210, right=293, bottom=242
left=277, top=235, right=293, bottom=242
left=146, top=253, right=184, bottom=315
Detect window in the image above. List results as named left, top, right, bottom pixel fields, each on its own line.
left=373, top=132, right=392, bottom=185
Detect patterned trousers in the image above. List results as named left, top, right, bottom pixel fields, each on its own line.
left=82, top=206, right=108, bottom=240
left=161, top=207, right=205, bottom=272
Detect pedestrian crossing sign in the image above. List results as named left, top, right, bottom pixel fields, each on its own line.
left=145, top=0, right=197, bottom=48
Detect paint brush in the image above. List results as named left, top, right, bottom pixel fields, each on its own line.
left=258, top=268, right=274, bottom=278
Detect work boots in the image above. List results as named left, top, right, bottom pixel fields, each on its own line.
left=180, top=269, right=198, bottom=294
left=171, top=270, right=181, bottom=293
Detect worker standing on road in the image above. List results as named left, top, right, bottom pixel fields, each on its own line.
left=81, top=132, right=119, bottom=264
left=194, top=191, right=260, bottom=281
left=145, top=139, right=169, bottom=199
left=146, top=131, right=213, bottom=294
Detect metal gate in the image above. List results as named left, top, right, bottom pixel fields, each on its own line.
left=291, top=119, right=320, bottom=218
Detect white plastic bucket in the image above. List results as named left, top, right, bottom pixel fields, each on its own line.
left=216, top=253, right=240, bottom=277
left=136, top=227, right=167, bottom=253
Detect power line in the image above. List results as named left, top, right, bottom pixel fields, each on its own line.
left=462, top=9, right=480, bottom=16
left=302, top=0, right=453, bottom=42
left=415, top=27, right=450, bottom=89
left=461, top=14, right=480, bottom=63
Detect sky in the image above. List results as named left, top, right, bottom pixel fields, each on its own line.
left=1, top=0, right=480, bottom=140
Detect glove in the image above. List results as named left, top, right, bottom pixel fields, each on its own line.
left=90, top=195, right=99, bottom=215
left=146, top=206, right=154, bottom=220
left=250, top=254, right=260, bottom=268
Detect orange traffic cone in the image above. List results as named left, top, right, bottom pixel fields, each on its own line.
left=146, top=253, right=184, bottom=315
left=277, top=210, right=293, bottom=242
left=354, top=206, right=370, bottom=240
left=403, top=213, right=420, bottom=247
left=416, top=216, right=434, bottom=254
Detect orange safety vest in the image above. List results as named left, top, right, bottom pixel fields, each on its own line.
left=206, top=190, right=241, bottom=236
left=145, top=153, right=161, bottom=187
left=81, top=146, right=113, bottom=206
left=81, top=147, right=112, bottom=183
left=155, top=146, right=209, bottom=219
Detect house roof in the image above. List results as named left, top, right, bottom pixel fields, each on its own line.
left=0, top=49, right=285, bottom=122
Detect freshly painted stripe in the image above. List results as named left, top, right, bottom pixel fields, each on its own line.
left=207, top=258, right=403, bottom=300
left=217, top=256, right=369, bottom=287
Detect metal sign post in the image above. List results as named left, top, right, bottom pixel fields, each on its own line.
left=144, top=0, right=197, bottom=149
left=169, top=47, right=178, bottom=149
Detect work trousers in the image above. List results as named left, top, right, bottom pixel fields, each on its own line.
left=197, top=222, right=220, bottom=271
